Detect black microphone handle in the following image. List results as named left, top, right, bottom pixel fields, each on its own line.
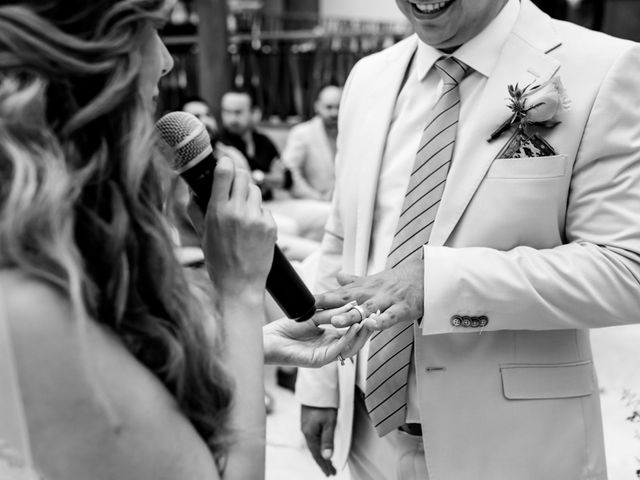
left=181, top=154, right=316, bottom=321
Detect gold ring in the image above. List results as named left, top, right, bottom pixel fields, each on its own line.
left=349, top=304, right=366, bottom=322
left=337, top=354, right=346, bottom=366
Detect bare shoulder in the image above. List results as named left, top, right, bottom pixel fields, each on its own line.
left=0, top=268, right=72, bottom=327
left=0, top=269, right=220, bottom=480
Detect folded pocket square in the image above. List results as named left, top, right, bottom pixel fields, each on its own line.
left=496, top=130, right=557, bottom=159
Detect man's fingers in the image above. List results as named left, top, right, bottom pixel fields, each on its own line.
left=302, top=426, right=336, bottom=476
left=331, top=298, right=392, bottom=328
left=314, top=289, right=356, bottom=311
left=336, top=271, right=359, bottom=286
left=362, top=303, right=414, bottom=331
left=319, top=416, right=336, bottom=460
left=209, top=156, right=235, bottom=205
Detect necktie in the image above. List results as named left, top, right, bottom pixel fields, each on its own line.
left=364, top=57, right=471, bottom=436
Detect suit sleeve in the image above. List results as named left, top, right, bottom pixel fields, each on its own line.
left=422, top=45, right=640, bottom=334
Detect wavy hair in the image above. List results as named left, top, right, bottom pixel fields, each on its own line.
left=0, top=0, right=232, bottom=463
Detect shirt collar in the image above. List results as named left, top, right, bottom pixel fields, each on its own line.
left=415, top=0, right=520, bottom=80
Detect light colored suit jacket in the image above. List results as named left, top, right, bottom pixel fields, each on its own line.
left=297, top=1, right=640, bottom=479
left=281, top=116, right=335, bottom=200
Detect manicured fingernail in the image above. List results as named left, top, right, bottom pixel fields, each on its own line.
left=322, top=448, right=333, bottom=459
left=347, top=300, right=358, bottom=306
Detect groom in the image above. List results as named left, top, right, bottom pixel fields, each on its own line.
left=296, top=0, right=640, bottom=478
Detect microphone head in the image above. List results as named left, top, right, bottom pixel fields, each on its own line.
left=155, top=111, right=213, bottom=173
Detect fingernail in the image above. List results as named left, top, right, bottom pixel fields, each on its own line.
left=347, top=300, right=358, bottom=307
left=322, top=448, right=333, bottom=459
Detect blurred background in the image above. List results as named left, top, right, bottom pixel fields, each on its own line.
left=158, top=0, right=636, bottom=126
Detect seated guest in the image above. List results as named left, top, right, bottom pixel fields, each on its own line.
left=282, top=85, right=342, bottom=202
left=0, top=1, right=371, bottom=479
left=219, top=89, right=329, bottom=249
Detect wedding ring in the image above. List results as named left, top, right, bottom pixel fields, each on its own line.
left=349, top=304, right=366, bottom=322
left=337, top=354, right=346, bottom=366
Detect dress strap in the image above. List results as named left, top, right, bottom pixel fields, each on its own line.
left=0, top=279, right=36, bottom=469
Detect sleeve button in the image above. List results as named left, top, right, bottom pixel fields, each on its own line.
left=451, top=315, right=462, bottom=327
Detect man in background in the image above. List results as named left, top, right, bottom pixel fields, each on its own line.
left=220, top=89, right=331, bottom=246
left=282, top=85, right=342, bottom=201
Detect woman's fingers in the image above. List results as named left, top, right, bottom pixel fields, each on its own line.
left=209, top=156, right=235, bottom=206
left=230, top=168, right=251, bottom=207
left=309, top=301, right=357, bottom=327
left=326, top=323, right=372, bottom=362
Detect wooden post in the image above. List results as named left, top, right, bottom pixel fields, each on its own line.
left=196, top=0, right=231, bottom=120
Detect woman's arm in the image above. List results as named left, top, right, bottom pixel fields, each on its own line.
left=196, top=156, right=277, bottom=480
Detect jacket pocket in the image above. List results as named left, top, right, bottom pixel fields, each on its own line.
left=487, top=154, right=567, bottom=179
left=500, top=360, right=594, bottom=400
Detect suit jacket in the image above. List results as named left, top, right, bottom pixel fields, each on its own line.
left=296, top=1, right=640, bottom=479
left=282, top=116, right=335, bottom=200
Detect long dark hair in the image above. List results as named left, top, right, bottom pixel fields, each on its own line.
left=0, top=0, right=232, bottom=463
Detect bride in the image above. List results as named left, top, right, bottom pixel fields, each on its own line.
left=0, top=1, right=369, bottom=479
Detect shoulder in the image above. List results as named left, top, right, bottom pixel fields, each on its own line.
left=354, top=34, right=417, bottom=72
left=0, top=269, right=74, bottom=343
left=288, top=119, right=317, bottom=138
left=552, top=19, right=639, bottom=72
left=0, top=269, right=220, bottom=479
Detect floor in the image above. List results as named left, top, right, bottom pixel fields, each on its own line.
left=265, top=326, right=640, bottom=480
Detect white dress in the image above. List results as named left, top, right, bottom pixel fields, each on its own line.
left=0, top=287, right=42, bottom=480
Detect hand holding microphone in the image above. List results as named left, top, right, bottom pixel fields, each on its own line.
left=156, top=112, right=317, bottom=321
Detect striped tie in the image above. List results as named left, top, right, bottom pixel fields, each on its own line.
left=364, top=57, right=471, bottom=436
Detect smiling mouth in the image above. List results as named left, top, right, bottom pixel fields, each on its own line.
left=410, top=0, right=456, bottom=16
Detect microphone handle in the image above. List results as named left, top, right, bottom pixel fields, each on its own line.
left=181, top=154, right=316, bottom=321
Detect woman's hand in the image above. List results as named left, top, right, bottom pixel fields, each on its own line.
left=188, top=156, right=277, bottom=298
left=263, top=303, right=372, bottom=367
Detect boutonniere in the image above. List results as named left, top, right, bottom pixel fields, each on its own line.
left=488, top=76, right=572, bottom=158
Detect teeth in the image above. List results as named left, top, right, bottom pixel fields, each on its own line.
left=414, top=1, right=450, bottom=13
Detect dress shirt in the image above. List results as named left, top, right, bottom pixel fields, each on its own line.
left=356, top=0, right=520, bottom=424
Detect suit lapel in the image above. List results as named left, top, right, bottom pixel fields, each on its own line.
left=353, top=37, right=418, bottom=274
left=430, top=0, right=562, bottom=246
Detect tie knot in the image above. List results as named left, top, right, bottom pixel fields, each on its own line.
left=434, top=56, right=471, bottom=86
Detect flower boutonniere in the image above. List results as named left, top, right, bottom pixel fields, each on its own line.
left=488, top=76, right=571, bottom=158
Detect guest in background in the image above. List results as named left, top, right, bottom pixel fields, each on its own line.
left=219, top=88, right=330, bottom=255
left=282, top=85, right=342, bottom=202
left=219, top=89, right=290, bottom=201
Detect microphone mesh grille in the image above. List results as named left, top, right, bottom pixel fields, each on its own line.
left=155, top=111, right=212, bottom=171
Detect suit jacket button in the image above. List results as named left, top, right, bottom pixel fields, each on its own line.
left=451, top=315, right=462, bottom=327
left=478, top=316, right=489, bottom=327
left=462, top=316, right=471, bottom=328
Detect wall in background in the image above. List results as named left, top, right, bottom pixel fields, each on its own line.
left=320, top=0, right=407, bottom=23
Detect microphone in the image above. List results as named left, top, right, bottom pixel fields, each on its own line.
left=156, top=111, right=316, bottom=322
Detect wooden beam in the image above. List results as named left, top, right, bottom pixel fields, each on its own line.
left=196, top=0, right=231, bottom=120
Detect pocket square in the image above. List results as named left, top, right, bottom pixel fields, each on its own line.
left=496, top=129, right=557, bottom=159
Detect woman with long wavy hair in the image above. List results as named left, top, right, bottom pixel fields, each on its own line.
left=0, top=1, right=369, bottom=479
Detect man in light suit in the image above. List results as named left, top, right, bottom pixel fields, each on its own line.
left=282, top=85, right=342, bottom=202
left=296, top=0, right=640, bottom=478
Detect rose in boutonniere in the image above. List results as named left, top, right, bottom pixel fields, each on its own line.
left=488, top=76, right=572, bottom=142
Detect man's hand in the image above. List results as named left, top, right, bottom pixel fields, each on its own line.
left=315, top=258, right=424, bottom=331
left=301, top=406, right=338, bottom=476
